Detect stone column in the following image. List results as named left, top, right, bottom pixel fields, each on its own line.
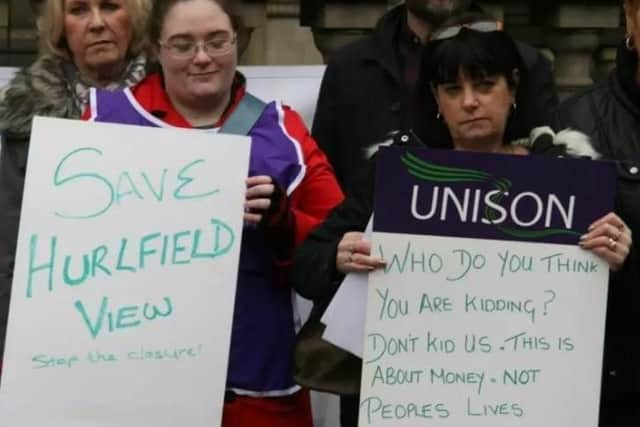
left=301, top=0, right=390, bottom=63
left=545, top=3, right=621, bottom=98
left=240, top=0, right=322, bottom=65
left=0, top=0, right=38, bottom=66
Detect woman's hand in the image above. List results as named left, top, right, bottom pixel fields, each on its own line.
left=244, top=175, right=286, bottom=226
left=336, top=231, right=386, bottom=274
left=579, top=212, right=632, bottom=272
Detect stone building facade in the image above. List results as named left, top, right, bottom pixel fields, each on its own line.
left=0, top=1, right=627, bottom=97
left=244, top=1, right=625, bottom=98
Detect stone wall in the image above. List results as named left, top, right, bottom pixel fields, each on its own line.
left=296, top=1, right=625, bottom=98
left=234, top=1, right=628, bottom=98
left=240, top=0, right=323, bottom=64
left=0, top=1, right=627, bottom=97
left=0, top=0, right=38, bottom=67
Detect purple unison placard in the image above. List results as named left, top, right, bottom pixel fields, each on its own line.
left=373, top=146, right=616, bottom=244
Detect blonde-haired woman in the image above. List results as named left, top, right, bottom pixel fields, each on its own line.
left=0, top=0, right=151, bottom=369
left=38, top=0, right=149, bottom=74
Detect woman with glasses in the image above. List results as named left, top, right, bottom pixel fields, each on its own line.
left=291, top=13, right=632, bottom=427
left=82, top=0, right=343, bottom=425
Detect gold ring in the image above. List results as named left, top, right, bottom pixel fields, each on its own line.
left=608, top=237, right=617, bottom=250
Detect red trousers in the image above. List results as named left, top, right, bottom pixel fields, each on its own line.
left=222, top=389, right=313, bottom=427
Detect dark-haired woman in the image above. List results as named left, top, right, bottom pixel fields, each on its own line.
left=554, top=1, right=640, bottom=425
left=292, top=17, right=632, bottom=427
left=81, top=0, right=343, bottom=425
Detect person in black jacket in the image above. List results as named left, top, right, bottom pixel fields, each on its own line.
left=295, top=18, right=632, bottom=427
left=554, top=1, right=640, bottom=425
left=311, top=0, right=558, bottom=193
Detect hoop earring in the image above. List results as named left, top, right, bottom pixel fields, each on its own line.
left=512, top=102, right=517, bottom=111
left=436, top=111, right=441, bottom=120
left=626, top=35, right=634, bottom=51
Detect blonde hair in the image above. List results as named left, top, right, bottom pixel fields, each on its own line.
left=625, top=0, right=640, bottom=13
left=39, top=0, right=151, bottom=60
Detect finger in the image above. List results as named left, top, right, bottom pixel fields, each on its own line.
left=353, top=240, right=373, bottom=257
left=338, top=232, right=364, bottom=252
left=337, top=253, right=381, bottom=273
left=589, top=246, right=625, bottom=272
left=337, top=241, right=355, bottom=254
left=341, top=231, right=365, bottom=244
left=246, top=175, right=273, bottom=187
left=580, top=227, right=631, bottom=251
left=579, top=235, right=619, bottom=251
left=336, top=250, right=365, bottom=273
left=581, top=221, right=625, bottom=243
left=245, top=198, right=271, bottom=211
left=246, top=183, right=275, bottom=199
left=336, top=251, right=351, bottom=270
left=244, top=212, right=262, bottom=224
left=616, top=226, right=633, bottom=247
left=616, top=226, right=632, bottom=249
left=588, top=212, right=626, bottom=232
left=338, top=262, right=377, bottom=274
left=580, top=235, right=630, bottom=262
left=351, top=252, right=387, bottom=268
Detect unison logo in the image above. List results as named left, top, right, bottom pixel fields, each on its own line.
left=401, top=152, right=580, bottom=239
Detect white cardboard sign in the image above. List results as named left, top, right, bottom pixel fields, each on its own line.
left=0, top=117, right=250, bottom=426
left=361, top=235, right=607, bottom=426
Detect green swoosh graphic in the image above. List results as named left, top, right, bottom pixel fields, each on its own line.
left=495, top=226, right=581, bottom=238
left=402, top=152, right=491, bottom=181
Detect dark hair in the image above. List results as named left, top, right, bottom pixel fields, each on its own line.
left=411, top=20, right=529, bottom=149
left=422, top=30, right=522, bottom=89
left=148, top=0, right=243, bottom=45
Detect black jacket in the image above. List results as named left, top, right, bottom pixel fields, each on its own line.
left=555, top=44, right=640, bottom=426
left=311, top=3, right=558, bottom=192
left=0, top=55, right=81, bottom=362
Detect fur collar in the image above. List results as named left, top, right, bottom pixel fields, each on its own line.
left=0, top=53, right=147, bottom=139
left=0, top=54, right=78, bottom=138
left=365, top=126, right=600, bottom=160
left=511, top=126, right=601, bottom=159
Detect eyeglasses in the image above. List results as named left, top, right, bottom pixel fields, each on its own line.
left=431, top=21, right=500, bottom=41
left=158, top=33, right=237, bottom=59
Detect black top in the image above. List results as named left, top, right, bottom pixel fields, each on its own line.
left=554, top=43, right=640, bottom=426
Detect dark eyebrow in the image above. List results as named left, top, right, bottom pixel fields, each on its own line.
left=165, top=34, right=195, bottom=42
left=206, top=30, right=233, bottom=38
left=165, top=30, right=231, bottom=41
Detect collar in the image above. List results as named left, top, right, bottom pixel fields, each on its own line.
left=64, top=54, right=147, bottom=112
left=357, top=4, right=407, bottom=83
left=399, top=10, right=423, bottom=47
left=130, top=72, right=247, bottom=128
